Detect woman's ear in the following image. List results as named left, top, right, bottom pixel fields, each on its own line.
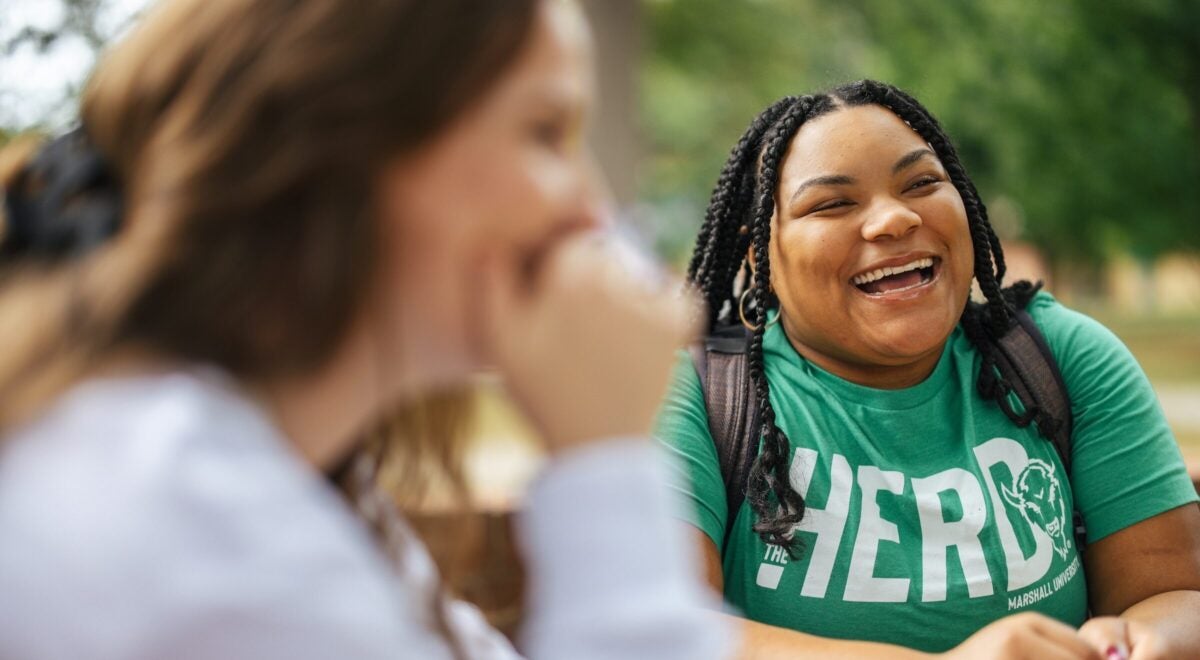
left=745, top=246, right=776, bottom=293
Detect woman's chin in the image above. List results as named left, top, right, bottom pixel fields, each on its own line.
left=861, top=323, right=955, bottom=365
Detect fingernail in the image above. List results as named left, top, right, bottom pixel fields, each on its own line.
left=1105, top=644, right=1129, bottom=660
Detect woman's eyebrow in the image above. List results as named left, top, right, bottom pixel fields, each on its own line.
left=788, top=174, right=855, bottom=206
left=892, top=148, right=936, bottom=174
left=787, top=148, right=938, bottom=207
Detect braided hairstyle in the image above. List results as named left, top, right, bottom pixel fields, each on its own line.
left=688, top=80, right=1049, bottom=555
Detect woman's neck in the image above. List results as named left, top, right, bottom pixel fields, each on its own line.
left=255, top=321, right=398, bottom=472
left=779, top=324, right=946, bottom=390
left=803, top=351, right=942, bottom=389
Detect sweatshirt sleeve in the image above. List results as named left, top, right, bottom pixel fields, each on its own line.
left=517, top=438, right=737, bottom=660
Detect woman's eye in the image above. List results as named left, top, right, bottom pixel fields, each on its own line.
left=907, top=176, right=941, bottom=191
left=531, top=119, right=568, bottom=150
left=810, top=199, right=853, bottom=214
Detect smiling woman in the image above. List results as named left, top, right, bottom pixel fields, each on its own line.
left=657, top=80, right=1200, bottom=659
left=769, top=105, right=975, bottom=389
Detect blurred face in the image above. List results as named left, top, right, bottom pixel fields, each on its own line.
left=770, top=104, right=974, bottom=388
left=375, top=0, right=596, bottom=390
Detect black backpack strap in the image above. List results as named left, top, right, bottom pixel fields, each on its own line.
left=687, top=324, right=761, bottom=552
left=991, top=310, right=1086, bottom=553
left=994, top=311, right=1074, bottom=467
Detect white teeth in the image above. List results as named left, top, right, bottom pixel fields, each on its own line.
left=852, top=257, right=934, bottom=286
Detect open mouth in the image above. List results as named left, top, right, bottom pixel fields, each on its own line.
left=851, top=257, right=940, bottom=296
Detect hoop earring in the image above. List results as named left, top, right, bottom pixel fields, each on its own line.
left=739, top=289, right=781, bottom=331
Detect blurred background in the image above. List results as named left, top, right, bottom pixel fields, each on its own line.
left=2, top=0, right=1198, bottom=509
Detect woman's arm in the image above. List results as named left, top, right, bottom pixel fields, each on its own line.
left=691, top=529, right=1101, bottom=660
left=485, top=233, right=739, bottom=659
left=1022, top=297, right=1200, bottom=657
left=721, top=613, right=927, bottom=660
left=1077, top=503, right=1200, bottom=658
left=691, top=527, right=915, bottom=659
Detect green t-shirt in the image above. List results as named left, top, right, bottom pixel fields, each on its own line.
left=656, top=292, right=1198, bottom=653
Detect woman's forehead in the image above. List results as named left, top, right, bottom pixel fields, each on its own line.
left=780, top=105, right=930, bottom=177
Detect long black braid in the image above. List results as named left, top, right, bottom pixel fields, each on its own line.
left=687, top=80, right=1051, bottom=555
left=687, top=95, right=799, bottom=321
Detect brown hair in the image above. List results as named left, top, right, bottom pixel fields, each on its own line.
left=2, top=4, right=547, bottom=654
left=0, top=0, right=540, bottom=426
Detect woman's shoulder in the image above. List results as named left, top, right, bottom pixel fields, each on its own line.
left=0, top=370, right=411, bottom=657
left=1023, top=289, right=1090, bottom=330
left=0, top=369, right=316, bottom=528
left=1022, top=289, right=1127, bottom=364
left=0, top=368, right=388, bottom=567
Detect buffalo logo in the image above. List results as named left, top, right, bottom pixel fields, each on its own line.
left=1001, top=459, right=1071, bottom=561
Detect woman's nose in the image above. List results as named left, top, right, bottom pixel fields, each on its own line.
left=577, top=149, right=614, bottom=230
left=861, top=198, right=922, bottom=241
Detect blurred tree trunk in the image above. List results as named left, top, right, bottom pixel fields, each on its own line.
left=580, top=0, right=641, bottom=209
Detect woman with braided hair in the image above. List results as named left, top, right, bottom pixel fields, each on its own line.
left=0, top=1, right=735, bottom=658
left=658, top=80, right=1200, bottom=658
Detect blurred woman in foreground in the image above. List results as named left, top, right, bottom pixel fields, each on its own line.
left=0, top=1, right=732, bottom=658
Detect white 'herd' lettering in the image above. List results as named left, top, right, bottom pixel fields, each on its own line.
left=755, top=438, right=1072, bottom=604
left=912, top=468, right=993, bottom=601
left=788, top=447, right=852, bottom=598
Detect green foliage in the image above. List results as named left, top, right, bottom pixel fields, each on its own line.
left=643, top=0, right=1200, bottom=265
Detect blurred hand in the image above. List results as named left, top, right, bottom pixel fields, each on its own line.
left=1078, top=616, right=1166, bottom=660
left=939, top=613, right=1101, bottom=660
left=478, top=229, right=700, bottom=453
